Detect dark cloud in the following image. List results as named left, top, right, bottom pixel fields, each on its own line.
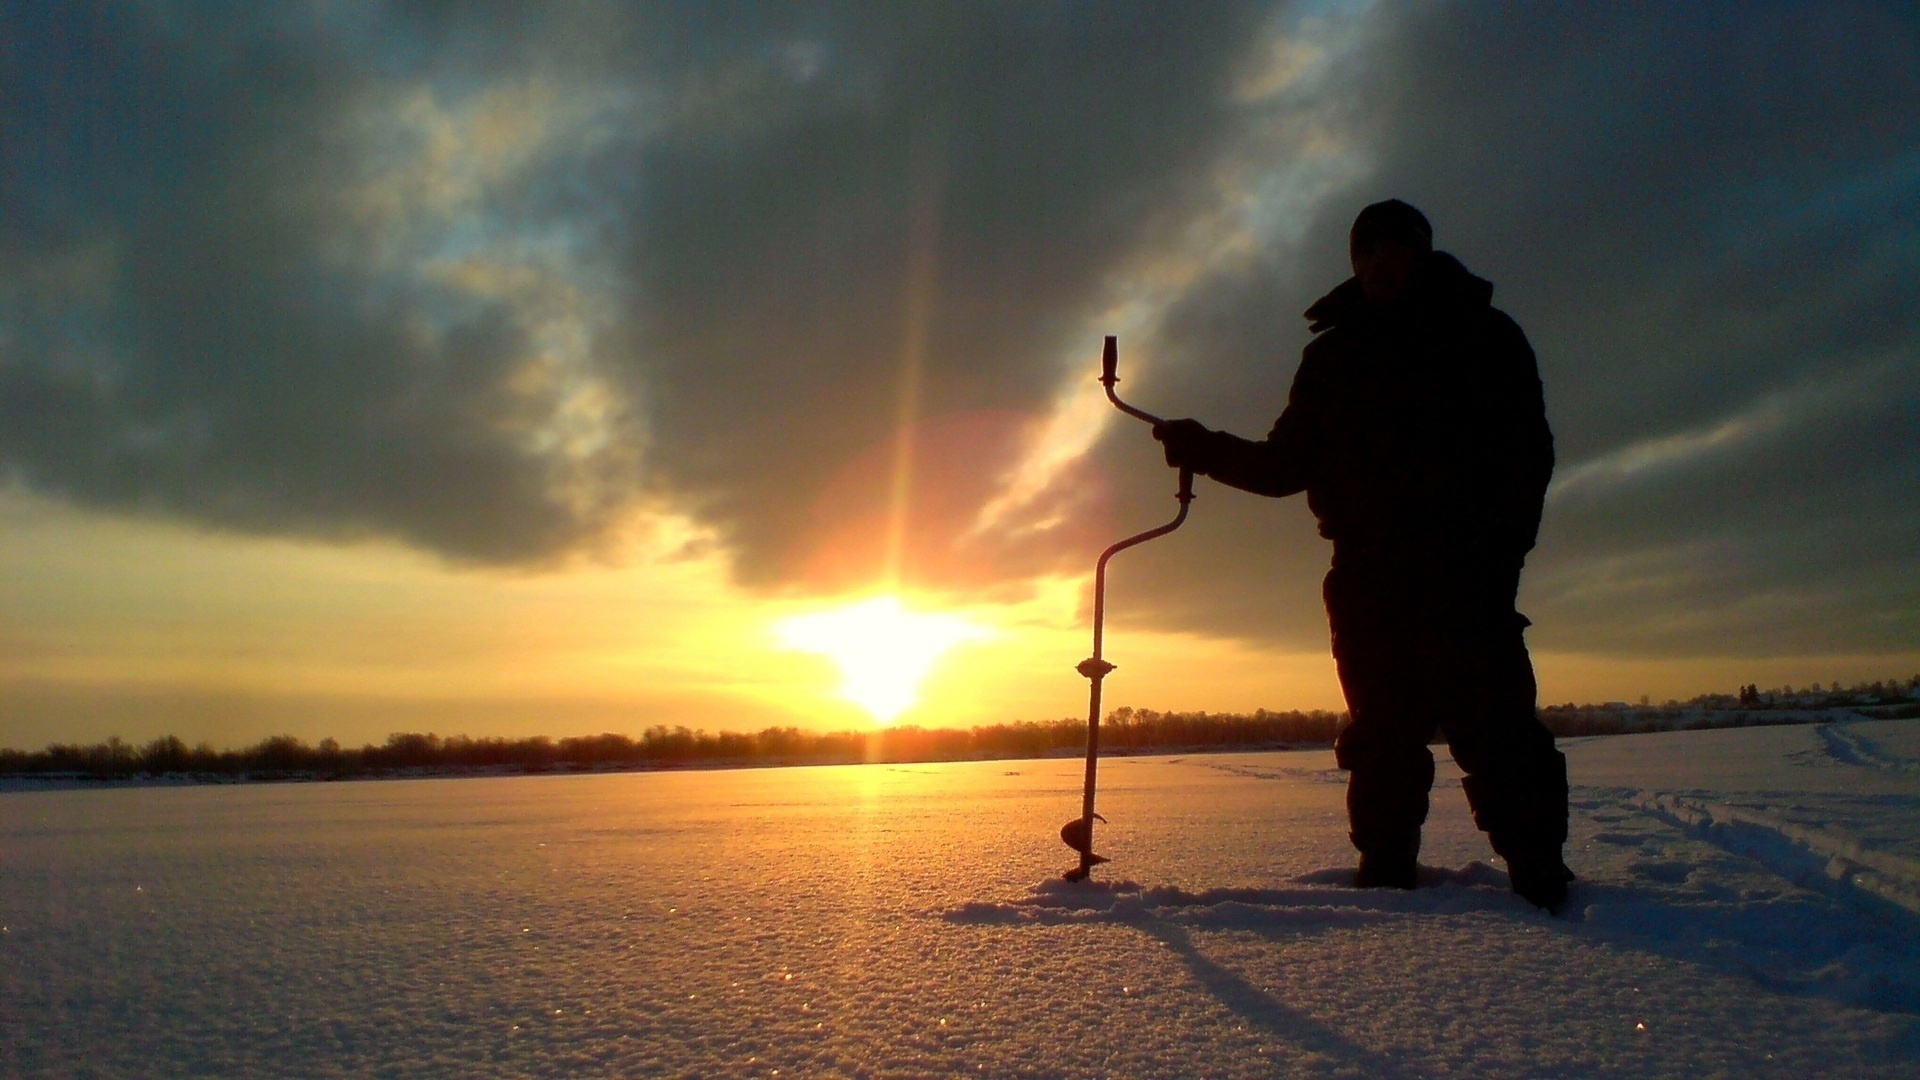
left=1, top=1, right=644, bottom=561
left=1, top=1, right=1264, bottom=578
left=2, top=1, right=1915, bottom=663
left=599, top=3, right=1265, bottom=583
left=1123, top=0, right=1920, bottom=658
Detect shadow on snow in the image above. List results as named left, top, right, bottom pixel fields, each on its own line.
left=942, top=863, right=1920, bottom=1024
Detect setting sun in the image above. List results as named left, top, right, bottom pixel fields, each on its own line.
left=774, top=597, right=992, bottom=723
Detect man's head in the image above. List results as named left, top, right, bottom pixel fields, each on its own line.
left=1349, top=199, right=1433, bottom=304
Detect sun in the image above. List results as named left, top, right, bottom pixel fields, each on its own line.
left=774, top=596, right=991, bottom=723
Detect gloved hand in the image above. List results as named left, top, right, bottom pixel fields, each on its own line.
left=1151, top=418, right=1214, bottom=470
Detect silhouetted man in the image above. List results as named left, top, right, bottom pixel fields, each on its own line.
left=1155, top=200, right=1572, bottom=910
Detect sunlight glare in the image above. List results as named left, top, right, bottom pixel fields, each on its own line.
left=774, top=597, right=991, bottom=723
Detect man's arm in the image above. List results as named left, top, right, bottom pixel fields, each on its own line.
left=1153, top=359, right=1319, bottom=498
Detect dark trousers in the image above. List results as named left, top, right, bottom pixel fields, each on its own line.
left=1325, top=551, right=1567, bottom=863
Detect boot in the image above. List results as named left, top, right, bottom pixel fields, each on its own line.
left=1507, top=854, right=1574, bottom=912
left=1355, top=851, right=1418, bottom=890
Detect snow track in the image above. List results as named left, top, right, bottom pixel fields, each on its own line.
left=1551, top=722, right=1920, bottom=1018
left=1819, top=719, right=1920, bottom=773
left=1563, top=786, right=1920, bottom=1016
left=1633, top=793, right=1920, bottom=917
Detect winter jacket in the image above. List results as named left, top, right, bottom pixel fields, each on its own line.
left=1194, top=251, right=1553, bottom=568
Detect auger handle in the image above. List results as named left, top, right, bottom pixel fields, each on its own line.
left=1101, top=335, right=1164, bottom=426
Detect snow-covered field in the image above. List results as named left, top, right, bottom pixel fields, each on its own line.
left=4, top=720, right=1919, bottom=1078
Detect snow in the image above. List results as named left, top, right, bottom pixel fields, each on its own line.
left=4, top=720, right=1918, bottom=1077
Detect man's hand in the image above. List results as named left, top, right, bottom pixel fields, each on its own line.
left=1151, top=418, right=1214, bottom=470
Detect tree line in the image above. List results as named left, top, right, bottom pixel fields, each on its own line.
left=5, top=673, right=1913, bottom=783
left=1538, top=674, right=1920, bottom=736
left=0, top=708, right=1345, bottom=781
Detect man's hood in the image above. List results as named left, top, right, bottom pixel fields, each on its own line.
left=1304, top=251, right=1495, bottom=333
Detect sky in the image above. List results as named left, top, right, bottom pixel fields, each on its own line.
left=3, top=1, right=1917, bottom=750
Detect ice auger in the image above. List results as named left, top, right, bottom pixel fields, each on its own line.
left=1060, top=336, right=1194, bottom=882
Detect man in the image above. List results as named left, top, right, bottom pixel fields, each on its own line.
left=1155, top=200, right=1572, bottom=910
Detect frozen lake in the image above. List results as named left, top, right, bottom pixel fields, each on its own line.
left=5, top=720, right=1920, bottom=1077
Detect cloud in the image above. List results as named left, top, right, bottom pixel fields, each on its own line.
left=1080, top=0, right=1920, bottom=658
left=2, top=1, right=1915, bottom=665
left=1, top=2, right=647, bottom=562
left=593, top=3, right=1275, bottom=586
left=2, top=1, right=1279, bottom=584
